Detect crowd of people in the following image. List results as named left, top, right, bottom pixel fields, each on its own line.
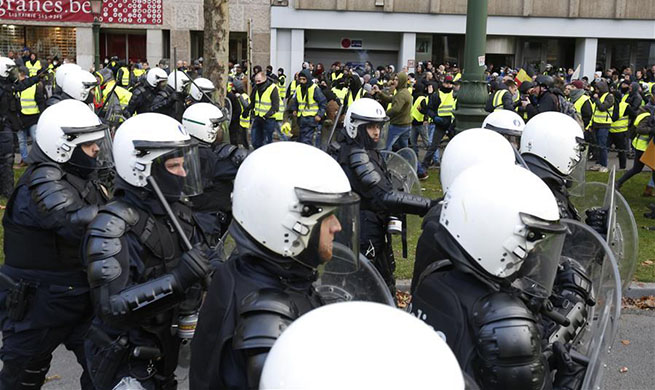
left=0, top=46, right=642, bottom=390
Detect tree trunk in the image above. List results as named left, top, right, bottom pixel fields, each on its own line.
left=203, top=0, right=229, bottom=103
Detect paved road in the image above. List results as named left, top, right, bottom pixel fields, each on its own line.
left=0, top=308, right=642, bottom=389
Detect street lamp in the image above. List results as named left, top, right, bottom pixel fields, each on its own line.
left=90, top=0, right=103, bottom=71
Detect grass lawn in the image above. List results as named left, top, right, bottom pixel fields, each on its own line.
left=1, top=167, right=654, bottom=284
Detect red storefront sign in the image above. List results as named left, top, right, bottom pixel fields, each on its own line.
left=0, top=0, right=162, bottom=24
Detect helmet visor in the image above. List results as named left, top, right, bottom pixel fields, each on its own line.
left=568, top=138, right=588, bottom=197
left=148, top=144, right=203, bottom=199
left=62, top=124, right=114, bottom=169
left=511, top=214, right=567, bottom=299
left=210, top=116, right=229, bottom=144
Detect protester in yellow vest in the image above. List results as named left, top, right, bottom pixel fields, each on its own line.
left=422, top=76, right=455, bottom=173
left=485, top=80, right=515, bottom=112
left=590, top=80, right=614, bottom=171
left=16, top=66, right=45, bottom=165
left=410, top=82, right=431, bottom=179
left=94, top=68, right=132, bottom=123
left=608, top=99, right=629, bottom=169
left=617, top=107, right=655, bottom=190
left=242, top=71, right=280, bottom=149
left=226, top=78, right=250, bottom=148
left=289, top=69, right=328, bottom=146
left=343, top=75, right=365, bottom=113
left=25, top=52, right=42, bottom=77
left=570, top=80, right=594, bottom=130
left=116, top=64, right=132, bottom=89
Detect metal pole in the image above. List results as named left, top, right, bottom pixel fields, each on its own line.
left=93, top=18, right=101, bottom=71
left=452, top=0, right=489, bottom=133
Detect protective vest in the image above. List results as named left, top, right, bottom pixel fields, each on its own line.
left=274, top=84, right=285, bottom=121
left=647, top=82, right=655, bottom=97
left=573, top=95, right=593, bottom=130
left=411, top=96, right=427, bottom=122
left=632, top=112, right=651, bottom=151
left=332, top=87, right=347, bottom=102
left=133, top=68, right=146, bottom=79
left=346, top=88, right=364, bottom=107
left=26, top=59, right=42, bottom=77
left=610, top=102, right=629, bottom=133
left=331, top=72, right=343, bottom=82
left=438, top=90, right=455, bottom=117
left=118, top=66, right=131, bottom=87
left=492, top=89, right=508, bottom=111
left=102, top=80, right=133, bottom=108
left=288, top=80, right=297, bottom=98
left=239, top=94, right=251, bottom=128
left=593, top=93, right=614, bottom=125
left=254, top=84, right=278, bottom=118
left=20, top=84, right=40, bottom=115
left=453, top=73, right=462, bottom=82
left=295, top=84, right=319, bottom=117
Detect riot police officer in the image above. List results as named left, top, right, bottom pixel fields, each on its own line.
left=329, top=98, right=434, bottom=293
left=0, top=56, right=45, bottom=198
left=0, top=99, right=112, bottom=389
left=164, top=70, right=191, bottom=122
left=189, top=142, right=361, bottom=389
left=124, top=67, right=168, bottom=117
left=46, top=69, right=97, bottom=107
left=188, top=77, right=216, bottom=104
left=83, top=113, right=211, bottom=389
left=182, top=102, right=247, bottom=248
left=410, top=163, right=568, bottom=390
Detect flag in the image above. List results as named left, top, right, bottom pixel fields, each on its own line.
left=571, top=64, right=581, bottom=80
left=515, top=68, right=532, bottom=86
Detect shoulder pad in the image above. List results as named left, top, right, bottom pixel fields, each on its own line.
left=87, top=257, right=122, bottom=288
left=87, top=211, right=128, bottom=239
left=102, top=201, right=140, bottom=226
left=231, top=147, right=249, bottom=167
left=215, top=143, right=238, bottom=160
left=349, top=148, right=381, bottom=189
left=29, top=163, right=63, bottom=187
left=29, top=167, right=77, bottom=213
left=233, top=288, right=300, bottom=351
left=472, top=292, right=535, bottom=327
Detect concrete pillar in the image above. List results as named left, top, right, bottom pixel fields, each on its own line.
left=147, top=30, right=163, bottom=67
left=76, top=27, right=93, bottom=71
left=270, top=28, right=278, bottom=71
left=574, top=38, right=598, bottom=80
left=290, top=29, right=304, bottom=75
left=398, top=32, right=416, bottom=73
left=171, top=30, right=191, bottom=63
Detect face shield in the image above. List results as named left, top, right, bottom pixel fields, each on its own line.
left=292, top=188, right=361, bottom=274
left=134, top=140, right=203, bottom=200
left=210, top=116, right=229, bottom=144
left=511, top=213, right=568, bottom=299
left=62, top=124, right=114, bottom=170
left=568, top=137, right=588, bottom=197
left=81, top=81, right=98, bottom=102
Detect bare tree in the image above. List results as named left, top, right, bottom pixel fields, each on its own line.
left=203, top=0, right=229, bottom=103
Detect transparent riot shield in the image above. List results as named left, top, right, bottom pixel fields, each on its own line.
left=570, top=178, right=638, bottom=293
left=314, top=245, right=395, bottom=306
left=559, top=219, right=621, bottom=390
left=223, top=96, right=233, bottom=123
left=395, top=147, right=419, bottom=174
left=380, top=150, right=422, bottom=195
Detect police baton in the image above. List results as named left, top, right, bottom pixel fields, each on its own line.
left=146, top=176, right=210, bottom=288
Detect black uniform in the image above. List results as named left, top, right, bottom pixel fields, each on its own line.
left=0, top=145, right=109, bottom=390
left=151, top=86, right=184, bottom=120
left=524, top=154, right=580, bottom=220
left=190, top=143, right=247, bottom=248
left=330, top=128, right=432, bottom=292
left=83, top=181, right=209, bottom=390
left=0, top=74, right=40, bottom=197
left=189, top=222, right=323, bottom=390
left=125, top=84, right=157, bottom=117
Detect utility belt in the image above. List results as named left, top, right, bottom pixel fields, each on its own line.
left=0, top=271, right=39, bottom=321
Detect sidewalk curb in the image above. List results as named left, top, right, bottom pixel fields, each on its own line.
left=397, top=279, right=655, bottom=298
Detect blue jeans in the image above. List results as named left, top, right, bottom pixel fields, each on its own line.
left=274, top=121, right=288, bottom=141
left=410, top=124, right=429, bottom=156
left=251, top=117, right=276, bottom=149
left=298, top=116, right=319, bottom=146
left=595, top=126, right=609, bottom=167
left=385, top=124, right=411, bottom=151
left=17, top=124, right=37, bottom=161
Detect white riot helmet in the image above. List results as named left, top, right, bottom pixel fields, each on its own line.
left=440, top=164, right=566, bottom=298
left=232, top=142, right=360, bottom=270
left=259, top=301, right=465, bottom=390
left=35, top=99, right=113, bottom=167
left=112, top=113, right=203, bottom=200
left=482, top=109, right=526, bottom=137
left=55, top=63, right=82, bottom=88
left=343, top=98, right=389, bottom=147
left=168, top=70, right=191, bottom=93
left=62, top=69, right=98, bottom=102
left=520, top=111, right=585, bottom=176
left=182, top=102, right=228, bottom=144
left=0, top=57, right=16, bottom=78
left=440, top=128, right=516, bottom=193
left=189, top=77, right=216, bottom=101
left=146, top=67, right=168, bottom=88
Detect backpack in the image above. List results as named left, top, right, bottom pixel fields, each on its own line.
left=557, top=94, right=584, bottom=129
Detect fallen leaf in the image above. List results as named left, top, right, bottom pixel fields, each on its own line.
left=395, top=291, right=411, bottom=309
left=642, top=260, right=654, bottom=266
left=44, top=375, right=61, bottom=383
left=619, top=367, right=629, bottom=373
left=621, top=340, right=631, bottom=345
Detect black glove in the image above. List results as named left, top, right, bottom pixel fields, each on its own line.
left=585, top=207, right=609, bottom=238
left=36, top=66, right=49, bottom=78
left=172, top=245, right=211, bottom=289
left=552, top=342, right=587, bottom=390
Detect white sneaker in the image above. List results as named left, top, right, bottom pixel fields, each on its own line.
left=598, top=166, right=609, bottom=173
left=588, top=164, right=600, bottom=171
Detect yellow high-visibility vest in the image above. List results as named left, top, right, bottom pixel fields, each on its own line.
left=295, top=84, right=319, bottom=117
left=573, top=94, right=594, bottom=130
left=118, top=67, right=131, bottom=87
left=20, top=84, right=40, bottom=115
left=610, top=102, right=629, bottom=133
left=332, top=87, right=347, bottom=102
left=254, top=83, right=278, bottom=118
left=102, top=80, right=132, bottom=108
left=438, top=90, right=455, bottom=117
left=346, top=88, right=364, bottom=107
left=331, top=72, right=343, bottom=82
left=632, top=112, right=651, bottom=151
left=239, top=94, right=251, bottom=128
left=411, top=96, right=427, bottom=122
left=274, top=84, right=285, bottom=121
left=492, top=89, right=508, bottom=111
left=593, top=93, right=614, bottom=125
left=26, top=60, right=41, bottom=77
left=453, top=73, right=462, bottom=82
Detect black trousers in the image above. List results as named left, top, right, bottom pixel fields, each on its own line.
left=607, top=131, right=628, bottom=169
